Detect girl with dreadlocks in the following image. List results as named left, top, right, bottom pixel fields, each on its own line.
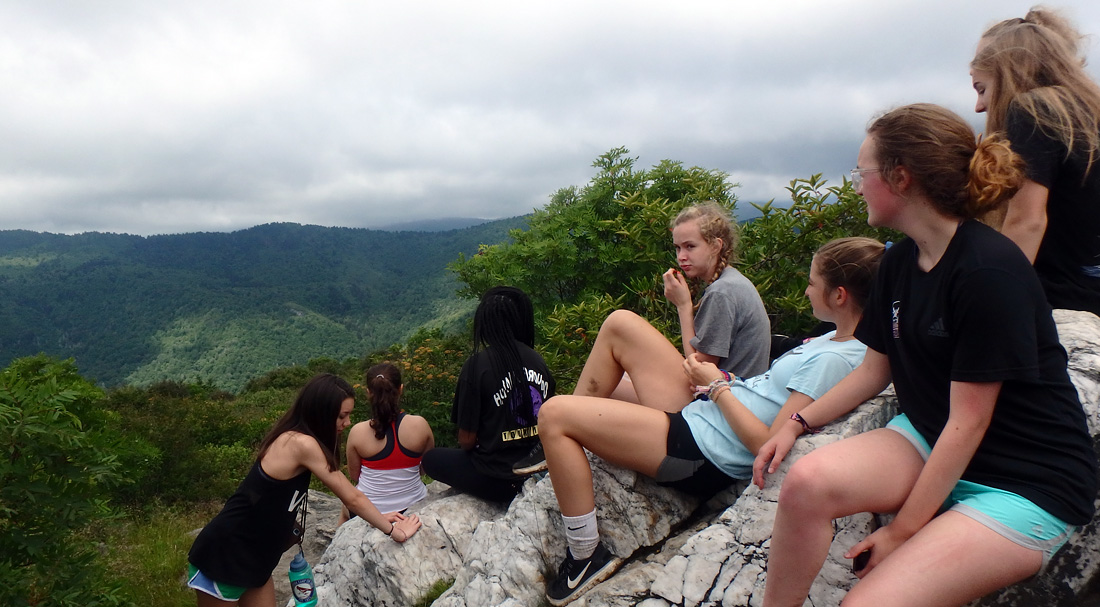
left=421, top=286, right=556, bottom=503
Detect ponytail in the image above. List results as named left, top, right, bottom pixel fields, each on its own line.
left=366, top=363, right=402, bottom=440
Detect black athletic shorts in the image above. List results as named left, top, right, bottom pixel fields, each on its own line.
left=655, top=412, right=738, bottom=498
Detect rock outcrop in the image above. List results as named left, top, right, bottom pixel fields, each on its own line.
left=312, top=309, right=1100, bottom=607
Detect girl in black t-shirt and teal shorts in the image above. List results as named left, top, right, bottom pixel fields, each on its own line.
left=753, top=104, right=1097, bottom=607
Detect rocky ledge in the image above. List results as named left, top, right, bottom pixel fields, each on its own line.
left=305, top=309, right=1100, bottom=607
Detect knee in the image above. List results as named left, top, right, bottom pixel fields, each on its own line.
left=421, top=447, right=450, bottom=475
left=776, top=455, right=832, bottom=515
left=537, top=396, right=570, bottom=435
left=601, top=309, right=643, bottom=337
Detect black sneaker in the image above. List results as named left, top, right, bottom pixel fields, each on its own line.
left=546, top=542, right=621, bottom=606
left=512, top=443, right=547, bottom=476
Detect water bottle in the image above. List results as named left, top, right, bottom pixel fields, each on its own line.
left=288, top=550, right=318, bottom=607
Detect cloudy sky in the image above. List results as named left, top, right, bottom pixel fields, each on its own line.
left=4, top=1, right=1100, bottom=236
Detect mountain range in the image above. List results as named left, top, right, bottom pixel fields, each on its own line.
left=0, top=218, right=525, bottom=390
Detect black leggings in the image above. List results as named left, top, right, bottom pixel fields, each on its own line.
left=421, top=448, right=524, bottom=503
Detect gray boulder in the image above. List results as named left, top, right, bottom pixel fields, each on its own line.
left=588, top=309, right=1100, bottom=607
left=311, top=309, right=1100, bottom=606
left=313, top=482, right=507, bottom=606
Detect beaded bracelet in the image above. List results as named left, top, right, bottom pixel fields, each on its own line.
left=790, top=412, right=822, bottom=435
left=693, top=379, right=730, bottom=400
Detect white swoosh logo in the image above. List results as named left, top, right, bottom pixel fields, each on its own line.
left=566, top=562, right=591, bottom=589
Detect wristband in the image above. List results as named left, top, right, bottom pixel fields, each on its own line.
left=384, top=522, right=394, bottom=536
left=790, top=412, right=822, bottom=435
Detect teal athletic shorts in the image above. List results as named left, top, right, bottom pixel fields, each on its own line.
left=886, top=413, right=1076, bottom=569
left=187, top=563, right=248, bottom=601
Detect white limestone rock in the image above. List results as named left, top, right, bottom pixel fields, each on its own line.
left=313, top=483, right=506, bottom=607
left=307, top=310, right=1100, bottom=607
left=593, top=309, right=1100, bottom=607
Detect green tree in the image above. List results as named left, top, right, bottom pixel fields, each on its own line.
left=451, top=147, right=734, bottom=312
left=740, top=174, right=899, bottom=336
left=0, top=355, right=131, bottom=606
left=452, top=152, right=898, bottom=390
left=451, top=148, right=737, bottom=388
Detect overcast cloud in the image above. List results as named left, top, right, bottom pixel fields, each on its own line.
left=3, top=1, right=1100, bottom=235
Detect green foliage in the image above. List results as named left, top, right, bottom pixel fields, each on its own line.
left=0, top=355, right=132, bottom=607
left=99, top=381, right=278, bottom=504
left=739, top=174, right=900, bottom=336
left=0, top=219, right=522, bottom=391
left=451, top=147, right=737, bottom=387
left=102, top=501, right=221, bottom=607
left=451, top=147, right=734, bottom=312
left=414, top=578, right=456, bottom=607
left=451, top=152, right=899, bottom=388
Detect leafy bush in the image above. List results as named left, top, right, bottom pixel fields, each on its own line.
left=451, top=147, right=733, bottom=317
left=740, top=174, right=899, bottom=336
left=451, top=152, right=900, bottom=387
left=451, top=148, right=736, bottom=388
left=99, top=382, right=282, bottom=504
left=0, top=355, right=131, bottom=606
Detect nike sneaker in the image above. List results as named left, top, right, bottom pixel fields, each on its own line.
left=546, top=542, right=622, bottom=606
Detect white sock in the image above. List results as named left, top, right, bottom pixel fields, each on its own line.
left=562, top=510, right=599, bottom=560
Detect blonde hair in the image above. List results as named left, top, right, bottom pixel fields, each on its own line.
left=971, top=7, right=1100, bottom=173
left=868, top=104, right=1025, bottom=219
left=670, top=201, right=738, bottom=283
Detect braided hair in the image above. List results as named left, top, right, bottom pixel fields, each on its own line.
left=473, top=286, right=537, bottom=424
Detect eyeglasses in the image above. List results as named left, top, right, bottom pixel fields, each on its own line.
left=849, top=168, right=880, bottom=190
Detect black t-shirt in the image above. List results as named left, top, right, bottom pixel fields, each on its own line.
left=1006, top=104, right=1100, bottom=315
left=188, top=461, right=311, bottom=587
left=452, top=342, right=556, bottom=479
left=856, top=220, right=1096, bottom=524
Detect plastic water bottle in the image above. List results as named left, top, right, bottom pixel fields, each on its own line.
left=288, top=550, right=318, bottom=607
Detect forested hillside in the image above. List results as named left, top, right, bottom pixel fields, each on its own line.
left=0, top=218, right=525, bottom=390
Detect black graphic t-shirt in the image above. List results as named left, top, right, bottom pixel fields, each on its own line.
left=856, top=220, right=1096, bottom=524
left=452, top=342, right=556, bottom=479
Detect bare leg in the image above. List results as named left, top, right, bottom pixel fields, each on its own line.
left=539, top=394, right=670, bottom=516
left=763, top=429, right=924, bottom=607
left=195, top=590, right=235, bottom=607
left=843, top=511, right=1042, bottom=607
left=608, top=374, right=640, bottom=404
left=573, top=310, right=695, bottom=412
left=237, top=577, right=274, bottom=607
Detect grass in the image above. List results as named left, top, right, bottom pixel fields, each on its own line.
left=413, top=578, right=455, bottom=607
left=99, top=501, right=221, bottom=607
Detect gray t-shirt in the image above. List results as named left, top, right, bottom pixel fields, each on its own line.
left=690, top=266, right=770, bottom=378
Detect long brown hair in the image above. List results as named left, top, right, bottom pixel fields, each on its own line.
left=257, top=373, right=355, bottom=472
left=867, top=104, right=1025, bottom=219
left=971, top=7, right=1100, bottom=173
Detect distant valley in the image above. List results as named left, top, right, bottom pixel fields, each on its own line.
left=0, top=217, right=525, bottom=391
